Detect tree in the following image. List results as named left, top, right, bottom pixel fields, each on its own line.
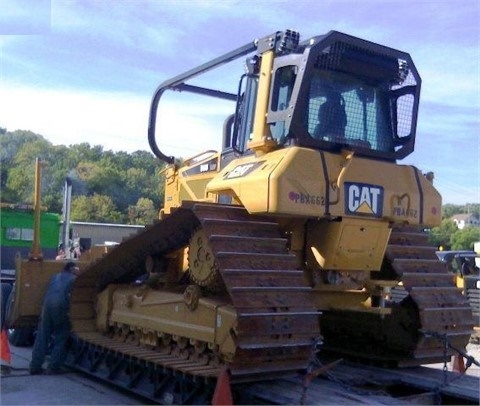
left=67, top=143, right=104, bottom=165
left=128, top=198, right=158, bottom=225
left=429, top=219, right=458, bottom=250
left=442, top=204, right=463, bottom=219
left=1, top=128, right=168, bottom=223
left=450, top=226, right=480, bottom=251
left=465, top=204, right=480, bottom=219
left=1, top=130, right=40, bottom=198
left=70, top=194, right=122, bottom=223
left=4, top=137, right=53, bottom=204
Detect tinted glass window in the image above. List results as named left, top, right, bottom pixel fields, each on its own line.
left=306, top=70, right=394, bottom=152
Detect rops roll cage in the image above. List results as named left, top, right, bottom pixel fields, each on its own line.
left=147, top=31, right=299, bottom=164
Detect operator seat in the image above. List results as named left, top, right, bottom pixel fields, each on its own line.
left=314, top=91, right=347, bottom=141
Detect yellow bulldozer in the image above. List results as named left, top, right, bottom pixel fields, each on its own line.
left=436, top=249, right=479, bottom=342
left=8, top=30, right=474, bottom=403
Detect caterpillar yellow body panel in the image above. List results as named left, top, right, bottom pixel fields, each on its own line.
left=208, top=147, right=441, bottom=225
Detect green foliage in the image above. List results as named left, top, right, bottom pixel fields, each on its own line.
left=1, top=128, right=165, bottom=224
left=442, top=203, right=480, bottom=219
left=442, top=204, right=461, bottom=219
left=70, top=194, right=123, bottom=223
left=429, top=219, right=458, bottom=249
left=128, top=198, right=158, bottom=225
left=467, top=204, right=480, bottom=218
left=430, top=220, right=480, bottom=251
left=1, top=130, right=51, bottom=203
left=450, top=226, right=480, bottom=251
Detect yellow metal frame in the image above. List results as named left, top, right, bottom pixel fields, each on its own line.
left=247, top=50, right=279, bottom=155
left=162, top=152, right=221, bottom=215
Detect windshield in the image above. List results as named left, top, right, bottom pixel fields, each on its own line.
left=306, top=70, right=395, bottom=152
left=267, top=35, right=420, bottom=161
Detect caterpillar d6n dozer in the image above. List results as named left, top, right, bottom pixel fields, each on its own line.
left=10, top=30, right=474, bottom=404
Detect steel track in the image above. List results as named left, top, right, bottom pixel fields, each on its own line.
left=319, top=225, right=474, bottom=366
left=68, top=202, right=321, bottom=394
left=68, top=205, right=473, bottom=403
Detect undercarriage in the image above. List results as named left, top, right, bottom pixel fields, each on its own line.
left=67, top=202, right=474, bottom=403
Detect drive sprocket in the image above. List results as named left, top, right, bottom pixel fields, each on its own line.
left=188, top=228, right=221, bottom=289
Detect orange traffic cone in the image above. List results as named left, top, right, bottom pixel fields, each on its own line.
left=1, top=328, right=11, bottom=365
left=452, top=354, right=465, bottom=373
left=212, top=366, right=233, bottom=405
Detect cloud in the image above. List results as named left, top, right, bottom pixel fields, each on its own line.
left=1, top=0, right=478, bottom=207
left=0, top=85, right=146, bottom=151
left=0, top=0, right=51, bottom=35
left=51, top=1, right=180, bottom=56
left=416, top=46, right=480, bottom=109
left=0, top=84, right=234, bottom=158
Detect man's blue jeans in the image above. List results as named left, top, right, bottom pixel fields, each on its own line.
left=30, top=303, right=71, bottom=371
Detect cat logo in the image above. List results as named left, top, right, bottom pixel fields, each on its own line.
left=344, top=182, right=383, bottom=217
left=224, top=161, right=264, bottom=179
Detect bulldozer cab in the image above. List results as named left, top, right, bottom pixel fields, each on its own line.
left=239, top=32, right=419, bottom=161
left=149, top=30, right=424, bottom=218
left=149, top=30, right=420, bottom=163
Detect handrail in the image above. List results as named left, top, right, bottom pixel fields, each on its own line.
left=147, top=41, right=258, bottom=164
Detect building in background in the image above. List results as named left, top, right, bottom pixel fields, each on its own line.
left=0, top=205, right=144, bottom=270
left=70, top=221, right=145, bottom=252
left=451, top=214, right=480, bottom=230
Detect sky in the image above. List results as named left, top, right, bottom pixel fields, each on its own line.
left=0, top=0, right=479, bottom=205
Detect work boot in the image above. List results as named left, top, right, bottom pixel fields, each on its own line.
left=1, top=365, right=12, bottom=375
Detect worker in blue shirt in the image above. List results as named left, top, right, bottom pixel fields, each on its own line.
left=29, top=261, right=81, bottom=375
